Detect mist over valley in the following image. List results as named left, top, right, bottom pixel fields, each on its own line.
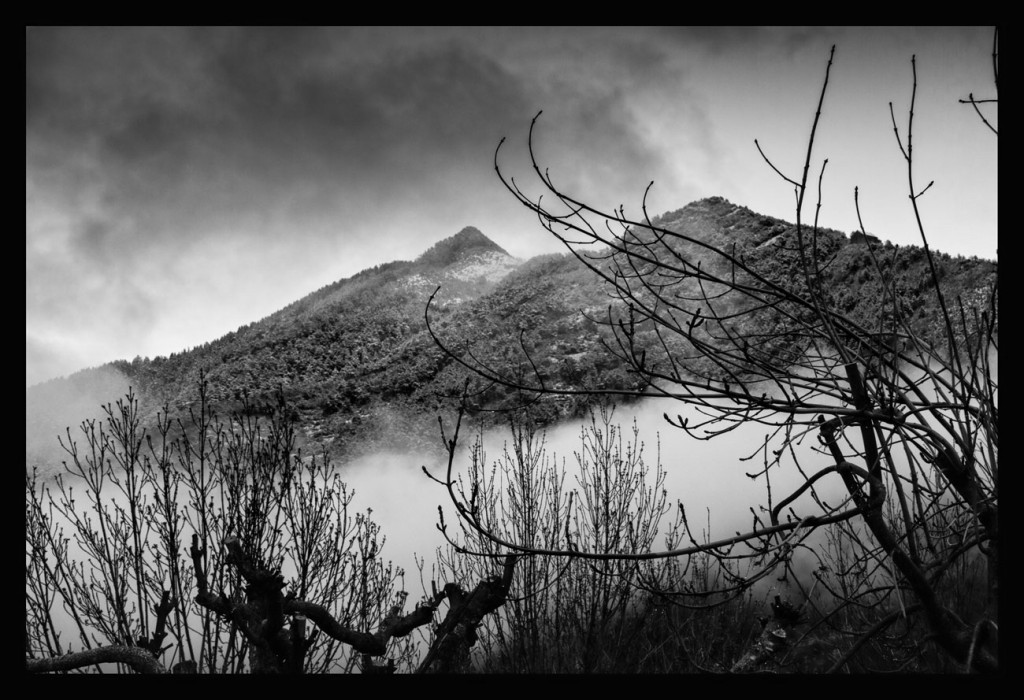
left=27, top=198, right=995, bottom=602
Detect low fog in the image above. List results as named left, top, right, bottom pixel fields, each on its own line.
left=25, top=364, right=133, bottom=475
left=340, top=394, right=847, bottom=599
left=29, top=347, right=987, bottom=669
left=29, top=348, right=984, bottom=588
left=29, top=390, right=839, bottom=609
left=340, top=348, right=988, bottom=597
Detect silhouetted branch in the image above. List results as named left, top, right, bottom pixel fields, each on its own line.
left=27, top=646, right=167, bottom=674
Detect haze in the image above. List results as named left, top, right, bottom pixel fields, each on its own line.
left=26, top=26, right=998, bottom=388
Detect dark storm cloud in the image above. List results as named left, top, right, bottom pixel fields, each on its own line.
left=26, top=27, right=679, bottom=252
left=27, top=27, right=687, bottom=385
left=28, top=29, right=530, bottom=229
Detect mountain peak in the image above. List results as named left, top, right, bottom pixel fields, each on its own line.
left=416, top=227, right=508, bottom=267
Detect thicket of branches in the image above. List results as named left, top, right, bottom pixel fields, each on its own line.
left=426, top=406, right=787, bottom=672
left=426, top=35, right=998, bottom=672
left=26, top=32, right=997, bottom=675
left=25, top=378, right=516, bottom=674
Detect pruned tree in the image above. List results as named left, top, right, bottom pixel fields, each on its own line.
left=26, top=377, right=516, bottom=674
left=426, top=36, right=997, bottom=672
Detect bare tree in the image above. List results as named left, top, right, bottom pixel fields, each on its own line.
left=26, top=378, right=516, bottom=674
left=426, top=37, right=997, bottom=672
left=425, top=406, right=700, bottom=672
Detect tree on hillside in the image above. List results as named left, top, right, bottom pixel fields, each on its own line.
left=26, top=378, right=516, bottom=674
left=427, top=35, right=997, bottom=672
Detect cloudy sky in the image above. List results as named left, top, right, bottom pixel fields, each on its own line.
left=26, top=27, right=998, bottom=388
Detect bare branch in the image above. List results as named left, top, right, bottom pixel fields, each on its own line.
left=27, top=646, right=167, bottom=674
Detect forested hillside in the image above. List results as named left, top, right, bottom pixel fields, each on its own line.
left=26, top=199, right=997, bottom=470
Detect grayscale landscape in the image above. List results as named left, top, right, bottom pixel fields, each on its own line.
left=26, top=26, right=998, bottom=674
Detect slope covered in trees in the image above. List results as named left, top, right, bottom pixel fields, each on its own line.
left=27, top=201, right=995, bottom=470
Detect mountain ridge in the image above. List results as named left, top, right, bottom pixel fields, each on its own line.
left=26, top=197, right=997, bottom=472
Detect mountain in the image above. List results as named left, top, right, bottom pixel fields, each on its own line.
left=416, top=226, right=509, bottom=267
left=26, top=199, right=998, bottom=473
